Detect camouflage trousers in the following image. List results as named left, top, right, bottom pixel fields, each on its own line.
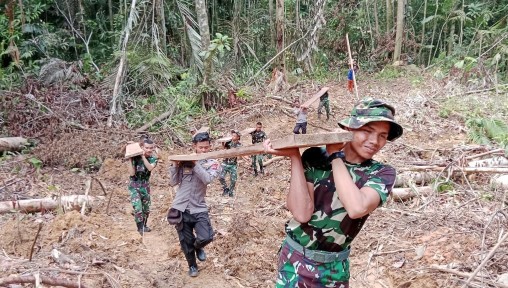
left=276, top=240, right=350, bottom=288
left=219, top=163, right=237, bottom=192
left=251, top=155, right=264, bottom=172
left=318, top=99, right=330, bottom=119
left=128, top=181, right=151, bottom=225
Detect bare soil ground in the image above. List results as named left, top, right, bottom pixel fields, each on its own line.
left=1, top=73, right=507, bottom=288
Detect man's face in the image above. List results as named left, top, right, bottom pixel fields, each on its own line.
left=193, top=141, right=211, bottom=154
left=142, top=143, right=156, bottom=156
left=294, top=101, right=300, bottom=108
left=349, top=122, right=390, bottom=162
left=256, top=124, right=262, bottom=131
left=232, top=133, right=240, bottom=142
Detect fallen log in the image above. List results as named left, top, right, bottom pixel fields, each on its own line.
left=467, top=156, right=508, bottom=167
left=395, top=171, right=435, bottom=187
left=399, top=166, right=508, bottom=174
left=0, top=137, right=29, bottom=152
left=0, top=195, right=105, bottom=214
left=391, top=186, right=434, bottom=201
left=263, top=156, right=285, bottom=167
left=135, top=110, right=173, bottom=132
left=168, top=131, right=352, bottom=161
left=0, top=274, right=89, bottom=288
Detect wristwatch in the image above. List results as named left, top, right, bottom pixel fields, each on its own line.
left=327, top=151, right=346, bottom=163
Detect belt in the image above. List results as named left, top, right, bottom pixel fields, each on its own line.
left=285, top=235, right=350, bottom=263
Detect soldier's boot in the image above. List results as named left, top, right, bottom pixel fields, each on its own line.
left=143, top=217, right=151, bottom=232
left=222, top=187, right=229, bottom=196
left=254, top=170, right=258, bottom=177
left=260, top=167, right=265, bottom=175
left=196, top=248, right=207, bottom=261
left=326, top=114, right=330, bottom=120
left=228, top=189, right=234, bottom=197
left=188, top=265, right=199, bottom=277
left=136, top=222, right=146, bottom=235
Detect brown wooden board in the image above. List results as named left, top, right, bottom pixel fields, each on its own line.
left=216, top=136, right=232, bottom=143
left=125, top=143, right=143, bottom=158
left=168, top=131, right=352, bottom=161
left=240, top=127, right=256, bottom=135
left=302, top=87, right=329, bottom=107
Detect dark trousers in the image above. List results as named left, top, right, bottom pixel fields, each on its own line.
left=176, top=211, right=214, bottom=267
left=293, top=122, right=307, bottom=134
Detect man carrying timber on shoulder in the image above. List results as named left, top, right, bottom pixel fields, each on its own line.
left=264, top=98, right=403, bottom=287
left=219, top=129, right=242, bottom=197
left=167, top=132, right=221, bottom=277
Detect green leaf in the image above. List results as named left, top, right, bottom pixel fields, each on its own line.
left=28, top=157, right=42, bottom=169
left=454, top=60, right=465, bottom=69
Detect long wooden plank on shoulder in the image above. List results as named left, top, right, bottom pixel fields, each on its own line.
left=302, top=87, right=329, bottom=107
left=271, top=131, right=352, bottom=149
left=168, top=143, right=265, bottom=161
left=168, top=131, right=352, bottom=161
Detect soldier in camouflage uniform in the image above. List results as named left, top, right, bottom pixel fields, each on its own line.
left=264, top=98, right=403, bottom=287
left=317, top=91, right=330, bottom=120
left=219, top=130, right=242, bottom=197
left=128, top=138, right=157, bottom=235
left=250, top=122, right=268, bottom=176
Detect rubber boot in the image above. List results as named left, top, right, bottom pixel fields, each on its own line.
left=143, top=216, right=151, bottom=232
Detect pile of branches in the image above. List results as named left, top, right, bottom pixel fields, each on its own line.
left=1, top=76, right=109, bottom=140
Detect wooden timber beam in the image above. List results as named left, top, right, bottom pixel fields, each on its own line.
left=168, top=131, right=352, bottom=161
left=302, top=87, right=329, bottom=107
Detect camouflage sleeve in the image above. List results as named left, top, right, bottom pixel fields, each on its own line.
left=363, top=165, right=396, bottom=206
left=148, top=156, right=158, bottom=166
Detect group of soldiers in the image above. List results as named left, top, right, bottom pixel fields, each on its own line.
left=126, top=85, right=405, bottom=287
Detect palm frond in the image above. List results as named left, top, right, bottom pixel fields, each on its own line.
left=176, top=0, right=203, bottom=73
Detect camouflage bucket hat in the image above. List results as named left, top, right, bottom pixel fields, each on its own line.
left=338, top=98, right=403, bottom=141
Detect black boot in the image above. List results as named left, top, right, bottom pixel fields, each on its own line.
left=188, top=265, right=199, bottom=277
left=143, top=216, right=151, bottom=232
left=254, top=170, right=258, bottom=177
left=196, top=248, right=206, bottom=261
left=222, top=187, right=229, bottom=196
left=136, top=222, right=145, bottom=235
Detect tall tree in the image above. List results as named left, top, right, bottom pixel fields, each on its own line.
left=372, top=0, right=380, bottom=36
left=269, top=0, right=275, bottom=47
left=275, top=0, right=285, bottom=70
left=194, top=0, right=211, bottom=84
left=155, top=0, right=167, bottom=54
left=385, top=0, right=393, bottom=33
left=393, top=0, right=405, bottom=62
left=417, top=0, right=427, bottom=64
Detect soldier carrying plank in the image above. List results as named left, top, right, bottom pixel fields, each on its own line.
left=219, top=129, right=242, bottom=197
left=264, top=98, right=403, bottom=287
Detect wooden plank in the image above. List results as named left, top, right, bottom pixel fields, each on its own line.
left=125, top=142, right=143, bottom=158
left=216, top=136, right=232, bottom=143
left=271, top=132, right=352, bottom=149
left=302, top=87, right=329, bottom=107
left=240, top=127, right=256, bottom=135
left=168, top=131, right=352, bottom=161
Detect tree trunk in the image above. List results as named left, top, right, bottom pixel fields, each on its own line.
left=269, top=0, right=274, bottom=47
left=427, top=0, right=438, bottom=66
left=393, top=0, right=405, bottom=62
left=156, top=0, right=167, bottom=54
left=447, top=21, right=454, bottom=55
left=107, top=0, right=137, bottom=127
left=0, top=195, right=104, bottom=214
left=417, top=0, right=427, bottom=65
left=0, top=137, right=29, bottom=152
left=194, top=0, right=211, bottom=85
left=373, top=0, right=380, bottom=36
left=385, top=0, right=393, bottom=33
left=365, top=0, right=375, bottom=50
left=108, top=0, right=113, bottom=32
left=275, top=0, right=285, bottom=70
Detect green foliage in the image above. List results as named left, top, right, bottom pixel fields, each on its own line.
left=436, top=181, right=454, bottom=193
left=201, top=33, right=231, bottom=60
left=85, top=156, right=101, bottom=173
left=376, top=66, right=403, bottom=79
left=466, top=117, right=508, bottom=150
left=27, top=157, right=42, bottom=172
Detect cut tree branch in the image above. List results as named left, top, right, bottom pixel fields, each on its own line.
left=0, top=275, right=89, bottom=288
